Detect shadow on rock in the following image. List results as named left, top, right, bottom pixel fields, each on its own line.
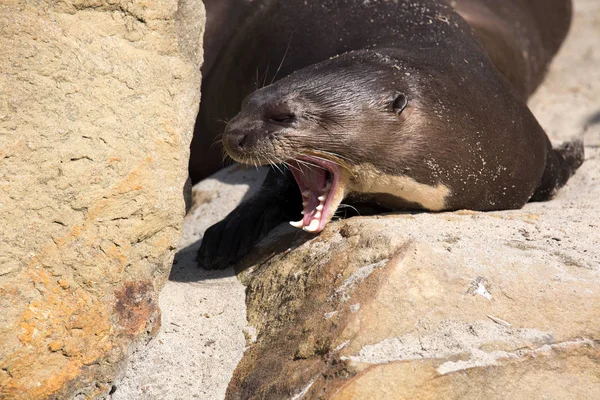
left=584, top=110, right=600, bottom=148
left=169, top=223, right=314, bottom=283
left=169, top=241, right=236, bottom=282
left=586, top=110, right=600, bottom=128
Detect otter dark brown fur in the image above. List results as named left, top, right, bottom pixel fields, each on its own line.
left=194, top=0, right=583, bottom=270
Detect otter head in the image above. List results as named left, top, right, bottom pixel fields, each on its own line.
left=222, top=50, right=420, bottom=233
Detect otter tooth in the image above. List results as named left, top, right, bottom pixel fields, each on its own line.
left=313, top=211, right=322, bottom=219
left=302, top=201, right=309, bottom=206
left=318, top=195, right=326, bottom=201
left=302, top=190, right=312, bottom=197
left=303, top=219, right=320, bottom=232
left=301, top=210, right=306, bottom=215
left=316, top=204, right=324, bottom=211
left=289, top=220, right=304, bottom=228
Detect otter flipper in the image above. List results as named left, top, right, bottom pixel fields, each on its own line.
left=197, top=169, right=300, bottom=270
left=531, top=140, right=585, bottom=201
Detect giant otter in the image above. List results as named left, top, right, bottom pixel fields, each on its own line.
left=194, top=0, right=583, bottom=270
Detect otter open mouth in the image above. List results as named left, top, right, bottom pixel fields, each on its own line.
left=287, top=156, right=343, bottom=233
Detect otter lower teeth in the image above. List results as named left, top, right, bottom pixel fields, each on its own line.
left=287, top=157, right=339, bottom=232
left=303, top=218, right=320, bottom=232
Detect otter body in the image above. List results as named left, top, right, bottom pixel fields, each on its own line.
left=195, top=0, right=583, bottom=269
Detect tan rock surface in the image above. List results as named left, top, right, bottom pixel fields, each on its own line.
left=112, top=166, right=266, bottom=400
left=0, top=1, right=204, bottom=398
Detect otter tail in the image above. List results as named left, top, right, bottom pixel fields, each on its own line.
left=531, top=139, right=585, bottom=201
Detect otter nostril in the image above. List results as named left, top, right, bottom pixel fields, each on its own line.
left=224, top=129, right=249, bottom=153
left=235, top=133, right=248, bottom=151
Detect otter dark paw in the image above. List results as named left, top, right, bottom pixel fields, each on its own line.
left=196, top=218, right=238, bottom=271
left=196, top=199, right=297, bottom=270
left=197, top=209, right=262, bottom=270
left=197, top=169, right=300, bottom=270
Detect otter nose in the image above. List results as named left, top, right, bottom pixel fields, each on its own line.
left=224, top=130, right=248, bottom=152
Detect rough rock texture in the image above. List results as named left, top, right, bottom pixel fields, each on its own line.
left=111, top=166, right=266, bottom=400
left=0, top=1, right=204, bottom=398
left=112, top=0, right=599, bottom=399
left=230, top=210, right=599, bottom=398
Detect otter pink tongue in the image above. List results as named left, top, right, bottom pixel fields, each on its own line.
left=287, top=160, right=333, bottom=232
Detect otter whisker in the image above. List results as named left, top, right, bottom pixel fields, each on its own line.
left=221, top=148, right=234, bottom=165
left=292, top=158, right=324, bottom=174
left=269, top=157, right=284, bottom=174
left=314, top=149, right=354, bottom=164
left=337, top=203, right=360, bottom=215
left=282, top=160, right=303, bottom=174
left=271, top=156, right=289, bottom=174
left=261, top=63, right=271, bottom=89
left=271, top=32, right=295, bottom=85
left=210, top=134, right=224, bottom=150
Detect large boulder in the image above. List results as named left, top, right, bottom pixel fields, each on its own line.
left=229, top=197, right=600, bottom=398
left=0, top=1, right=204, bottom=398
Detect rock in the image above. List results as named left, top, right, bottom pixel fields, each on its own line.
left=0, top=1, right=204, bottom=398
left=111, top=165, right=267, bottom=400
left=228, top=193, right=600, bottom=399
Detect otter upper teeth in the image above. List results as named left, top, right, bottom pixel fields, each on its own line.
left=289, top=220, right=304, bottom=228
left=287, top=156, right=339, bottom=233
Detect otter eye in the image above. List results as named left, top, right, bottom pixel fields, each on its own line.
left=269, top=113, right=296, bottom=123
left=266, top=104, right=296, bottom=124
left=392, top=92, right=408, bottom=114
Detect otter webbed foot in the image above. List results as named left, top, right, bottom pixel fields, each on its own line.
left=197, top=168, right=300, bottom=270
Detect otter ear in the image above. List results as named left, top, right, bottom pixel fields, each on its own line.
left=392, top=92, right=408, bottom=114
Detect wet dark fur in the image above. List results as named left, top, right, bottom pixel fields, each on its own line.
left=195, top=0, right=583, bottom=270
